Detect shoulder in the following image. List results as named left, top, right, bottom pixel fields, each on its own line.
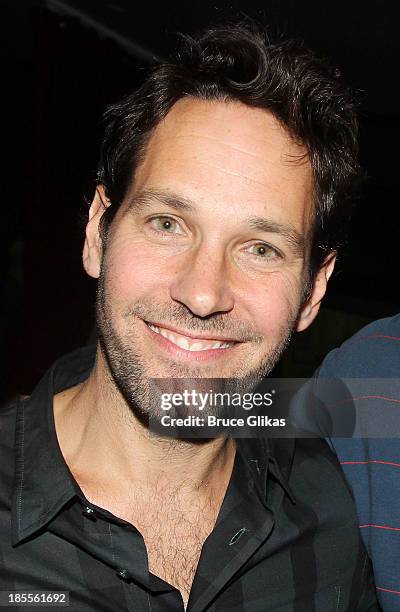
left=273, top=437, right=354, bottom=502
left=291, top=437, right=350, bottom=486
left=0, top=398, right=20, bottom=457
left=319, top=313, right=400, bottom=377
left=286, top=438, right=360, bottom=544
left=0, top=399, right=19, bottom=509
left=0, top=398, right=18, bottom=438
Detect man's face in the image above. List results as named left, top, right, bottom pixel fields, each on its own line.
left=85, top=98, right=324, bottom=414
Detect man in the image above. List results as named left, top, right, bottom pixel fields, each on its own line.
left=316, top=313, right=400, bottom=611
left=0, top=23, right=379, bottom=610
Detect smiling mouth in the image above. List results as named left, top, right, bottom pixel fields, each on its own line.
left=145, top=322, right=236, bottom=352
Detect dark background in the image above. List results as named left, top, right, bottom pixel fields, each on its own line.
left=1, top=0, right=399, bottom=401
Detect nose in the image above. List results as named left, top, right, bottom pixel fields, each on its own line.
left=169, top=244, right=234, bottom=318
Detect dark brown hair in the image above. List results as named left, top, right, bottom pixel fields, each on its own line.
left=97, top=22, right=361, bottom=277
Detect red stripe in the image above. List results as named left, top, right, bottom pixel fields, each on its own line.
left=377, top=586, right=400, bottom=595
left=323, top=395, right=400, bottom=409
left=360, top=334, right=400, bottom=342
left=340, top=460, right=400, bottom=468
left=350, top=395, right=400, bottom=404
left=359, top=524, right=400, bottom=532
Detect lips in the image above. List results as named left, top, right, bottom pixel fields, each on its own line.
left=145, top=322, right=235, bottom=352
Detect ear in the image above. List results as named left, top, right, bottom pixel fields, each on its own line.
left=296, top=252, right=336, bottom=332
left=82, top=185, right=111, bottom=279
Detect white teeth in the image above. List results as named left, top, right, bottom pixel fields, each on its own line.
left=146, top=322, right=233, bottom=351
left=190, top=342, right=204, bottom=351
left=176, top=336, right=189, bottom=350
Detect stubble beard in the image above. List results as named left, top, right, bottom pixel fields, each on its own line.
left=95, top=262, right=297, bottom=428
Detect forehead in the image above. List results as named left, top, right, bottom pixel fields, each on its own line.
left=130, top=97, right=313, bottom=228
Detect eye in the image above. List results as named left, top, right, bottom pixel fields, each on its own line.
left=149, top=216, right=183, bottom=234
left=247, top=243, right=281, bottom=260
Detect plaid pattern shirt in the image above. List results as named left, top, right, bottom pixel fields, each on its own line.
left=0, top=347, right=380, bottom=611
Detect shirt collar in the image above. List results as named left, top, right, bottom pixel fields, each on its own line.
left=236, top=436, right=296, bottom=505
left=11, top=346, right=95, bottom=545
left=11, top=345, right=295, bottom=545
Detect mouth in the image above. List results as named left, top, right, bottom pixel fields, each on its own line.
left=144, top=320, right=239, bottom=356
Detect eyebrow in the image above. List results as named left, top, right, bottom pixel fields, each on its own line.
left=127, top=189, right=195, bottom=213
left=246, top=217, right=305, bottom=254
left=128, top=188, right=306, bottom=254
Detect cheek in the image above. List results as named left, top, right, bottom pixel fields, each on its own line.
left=104, top=236, right=174, bottom=301
left=244, top=273, right=302, bottom=336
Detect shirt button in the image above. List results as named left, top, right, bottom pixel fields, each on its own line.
left=116, top=569, right=131, bottom=581
left=82, top=506, right=96, bottom=519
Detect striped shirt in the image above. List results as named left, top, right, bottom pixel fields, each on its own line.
left=318, top=313, right=400, bottom=611
left=0, top=346, right=379, bottom=610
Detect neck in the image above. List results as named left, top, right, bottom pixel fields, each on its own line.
left=54, top=345, right=236, bottom=496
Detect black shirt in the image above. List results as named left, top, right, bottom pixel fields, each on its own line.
left=0, top=346, right=379, bottom=611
